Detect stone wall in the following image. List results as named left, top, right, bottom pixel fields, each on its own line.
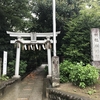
left=43, top=78, right=92, bottom=100
left=47, top=88, right=92, bottom=100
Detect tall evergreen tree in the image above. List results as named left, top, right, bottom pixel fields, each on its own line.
left=0, top=0, right=32, bottom=60
left=0, top=0, right=31, bottom=31
left=61, top=0, right=100, bottom=63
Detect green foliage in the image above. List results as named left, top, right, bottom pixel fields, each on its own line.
left=44, top=66, right=48, bottom=74
left=7, top=60, right=15, bottom=77
left=60, top=60, right=99, bottom=88
left=61, top=15, right=91, bottom=63
left=0, top=0, right=31, bottom=31
left=8, top=60, right=27, bottom=77
left=1, top=0, right=100, bottom=76
left=21, top=50, right=46, bottom=72
left=31, top=0, right=81, bottom=32
left=61, top=0, right=100, bottom=63
left=0, top=0, right=32, bottom=62
left=60, top=60, right=75, bottom=83
left=0, top=75, right=9, bottom=81
left=60, top=75, right=69, bottom=83
left=69, top=63, right=99, bottom=87
left=87, top=88, right=97, bottom=95
left=19, top=60, right=27, bottom=75
left=87, top=90, right=93, bottom=95
left=79, top=82, right=86, bottom=89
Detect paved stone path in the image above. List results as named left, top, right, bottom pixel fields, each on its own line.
left=0, top=65, right=45, bottom=100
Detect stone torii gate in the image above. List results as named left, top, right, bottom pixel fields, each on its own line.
left=7, top=31, right=60, bottom=78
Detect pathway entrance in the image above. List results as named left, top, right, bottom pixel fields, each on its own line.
left=0, top=65, right=45, bottom=100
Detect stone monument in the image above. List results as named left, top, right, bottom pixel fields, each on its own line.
left=52, top=56, right=60, bottom=87
left=91, top=28, right=100, bottom=68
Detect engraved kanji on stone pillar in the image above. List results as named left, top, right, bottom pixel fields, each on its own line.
left=52, top=56, right=60, bottom=87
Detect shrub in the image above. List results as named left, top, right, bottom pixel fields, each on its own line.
left=0, top=75, right=9, bottom=81
left=60, top=75, right=69, bottom=83
left=60, top=60, right=99, bottom=88
left=60, top=60, right=75, bottom=82
left=44, top=66, right=48, bottom=75
left=8, top=60, right=27, bottom=77
left=69, top=63, right=99, bottom=87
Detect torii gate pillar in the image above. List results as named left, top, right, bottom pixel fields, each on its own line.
left=13, top=41, right=21, bottom=78
left=46, top=37, right=52, bottom=77
left=47, top=48, right=52, bottom=77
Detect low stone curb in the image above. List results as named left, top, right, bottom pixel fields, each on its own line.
left=0, top=78, right=19, bottom=96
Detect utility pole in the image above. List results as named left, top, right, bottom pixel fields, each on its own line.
left=52, top=0, right=56, bottom=56
left=52, top=0, right=60, bottom=87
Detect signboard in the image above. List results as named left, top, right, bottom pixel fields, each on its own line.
left=91, top=28, right=100, bottom=61
left=3, top=51, right=7, bottom=75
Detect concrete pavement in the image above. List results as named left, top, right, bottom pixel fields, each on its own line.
left=0, top=65, right=46, bottom=100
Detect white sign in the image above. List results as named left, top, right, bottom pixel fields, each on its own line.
left=3, top=51, right=7, bottom=75
left=91, top=28, right=100, bottom=61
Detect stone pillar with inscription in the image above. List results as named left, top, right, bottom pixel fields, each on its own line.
left=52, top=56, right=60, bottom=87
left=3, top=51, right=7, bottom=75
left=91, top=28, right=100, bottom=68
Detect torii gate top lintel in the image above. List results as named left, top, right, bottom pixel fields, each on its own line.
left=7, top=31, right=60, bottom=45
left=7, top=31, right=60, bottom=38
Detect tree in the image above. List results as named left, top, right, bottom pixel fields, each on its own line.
left=61, top=0, right=100, bottom=63
left=30, top=0, right=82, bottom=60
left=0, top=0, right=31, bottom=31
left=0, top=0, right=32, bottom=64
left=31, top=0, right=83, bottom=31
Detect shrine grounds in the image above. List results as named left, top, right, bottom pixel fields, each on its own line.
left=0, top=63, right=100, bottom=100
left=57, top=79, right=100, bottom=100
